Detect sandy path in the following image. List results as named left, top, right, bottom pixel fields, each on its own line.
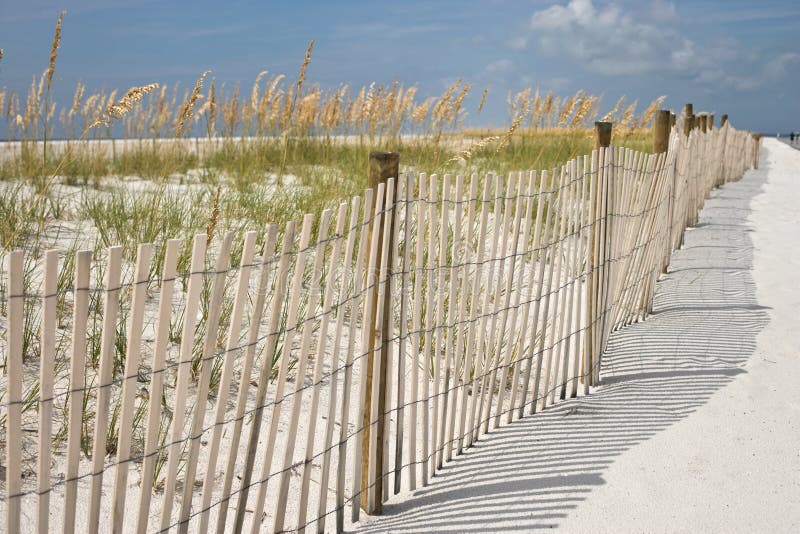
left=354, top=137, right=800, bottom=533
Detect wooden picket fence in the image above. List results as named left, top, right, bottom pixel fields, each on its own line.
left=0, top=119, right=758, bottom=533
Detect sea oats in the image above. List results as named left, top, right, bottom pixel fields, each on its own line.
left=250, top=70, right=268, bottom=112
left=412, top=97, right=432, bottom=125
left=206, top=187, right=221, bottom=244
left=601, top=95, right=625, bottom=123
left=87, top=83, right=158, bottom=130
left=557, top=91, right=580, bottom=128
left=571, top=94, right=596, bottom=128
left=542, top=92, right=554, bottom=127
left=478, top=86, right=489, bottom=115
left=296, top=40, right=314, bottom=95
left=529, top=89, right=542, bottom=127
left=497, top=100, right=530, bottom=151
left=45, top=11, right=65, bottom=92
left=176, top=70, right=210, bottom=136
left=636, top=95, right=667, bottom=129
left=207, top=79, right=217, bottom=135
left=448, top=133, right=502, bottom=163
left=5, top=91, right=16, bottom=119
left=69, top=81, right=85, bottom=118
left=619, top=100, right=638, bottom=130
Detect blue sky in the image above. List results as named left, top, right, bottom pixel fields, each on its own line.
left=1, top=0, right=799, bottom=133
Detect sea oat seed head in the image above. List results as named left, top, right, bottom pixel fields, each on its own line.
left=46, top=11, right=66, bottom=91
left=176, top=70, right=210, bottom=135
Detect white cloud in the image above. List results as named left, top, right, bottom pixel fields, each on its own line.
left=649, top=0, right=677, bottom=22
left=529, top=0, right=694, bottom=76
left=524, top=0, right=798, bottom=92
left=484, top=58, right=514, bottom=75
left=508, top=35, right=528, bottom=50
left=763, top=52, right=800, bottom=80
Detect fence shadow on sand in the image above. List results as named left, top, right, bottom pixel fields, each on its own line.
left=354, top=157, right=770, bottom=532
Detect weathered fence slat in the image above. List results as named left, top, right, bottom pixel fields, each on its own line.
left=459, top=176, right=491, bottom=449
left=394, top=174, right=411, bottom=494
left=37, top=250, right=58, bottom=534
left=408, top=175, right=426, bottom=487
left=443, top=174, right=465, bottom=461
left=63, top=249, right=92, bottom=534
left=6, top=250, right=23, bottom=534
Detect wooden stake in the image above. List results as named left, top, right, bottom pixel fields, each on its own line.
left=361, top=151, right=399, bottom=514
left=721, top=114, right=728, bottom=126
left=654, top=109, right=671, bottom=153
left=684, top=114, right=695, bottom=137
left=594, top=121, right=612, bottom=150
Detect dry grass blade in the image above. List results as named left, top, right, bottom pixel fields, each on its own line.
left=176, top=70, right=210, bottom=136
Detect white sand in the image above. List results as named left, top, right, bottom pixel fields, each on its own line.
left=355, top=137, right=800, bottom=533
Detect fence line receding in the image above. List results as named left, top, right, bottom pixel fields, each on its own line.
left=0, top=119, right=758, bottom=533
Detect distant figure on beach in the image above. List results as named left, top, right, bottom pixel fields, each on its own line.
left=791, top=132, right=795, bottom=142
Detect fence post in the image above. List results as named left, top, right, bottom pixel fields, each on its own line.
left=683, top=103, right=693, bottom=135
left=653, top=109, right=671, bottom=153
left=708, top=114, right=714, bottom=131
left=721, top=114, right=728, bottom=126
left=669, top=112, right=676, bottom=129
left=699, top=114, right=708, bottom=133
left=588, top=122, right=612, bottom=386
left=684, top=114, right=694, bottom=137
left=753, top=134, right=762, bottom=169
left=594, top=121, right=612, bottom=150
left=361, top=151, right=399, bottom=515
